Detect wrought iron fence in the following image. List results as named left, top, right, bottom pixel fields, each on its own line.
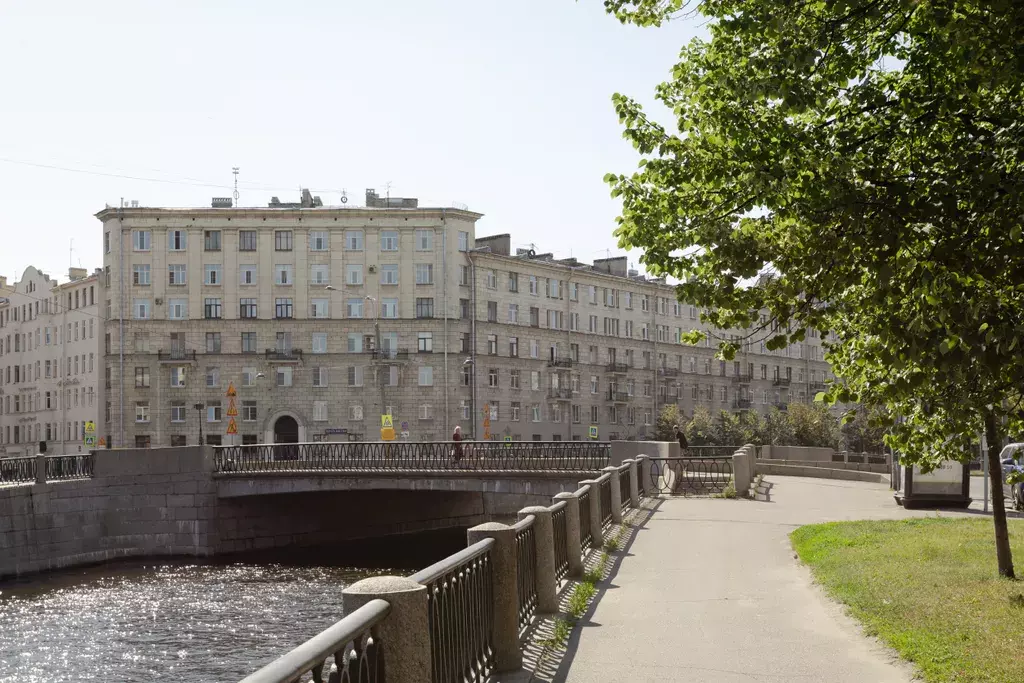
left=239, top=599, right=388, bottom=683
left=619, top=465, right=630, bottom=511
left=513, top=516, right=538, bottom=634
left=409, top=539, right=495, bottom=683
left=648, top=457, right=733, bottom=495
left=213, top=441, right=609, bottom=474
left=578, top=488, right=593, bottom=555
left=45, top=453, right=94, bottom=481
left=0, top=456, right=36, bottom=485
left=599, top=477, right=613, bottom=529
left=637, top=462, right=646, bottom=498
left=551, top=501, right=569, bottom=584
left=685, top=446, right=744, bottom=457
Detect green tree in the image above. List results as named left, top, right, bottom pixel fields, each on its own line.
left=717, top=410, right=749, bottom=445
left=655, top=404, right=683, bottom=441
left=684, top=406, right=718, bottom=446
left=789, top=404, right=841, bottom=450
left=603, top=0, right=1024, bottom=575
left=842, top=405, right=889, bottom=454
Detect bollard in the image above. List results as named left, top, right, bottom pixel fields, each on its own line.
left=466, top=522, right=521, bottom=671
left=732, top=449, right=752, bottom=497
left=518, top=506, right=557, bottom=613
left=624, top=458, right=640, bottom=507
left=342, top=576, right=430, bottom=683
left=553, top=492, right=583, bottom=577
left=635, top=454, right=653, bottom=498
left=578, top=478, right=604, bottom=547
left=603, top=466, right=623, bottom=523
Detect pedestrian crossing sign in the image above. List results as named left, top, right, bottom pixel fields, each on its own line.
left=84, top=421, right=96, bottom=434
left=381, top=414, right=394, bottom=429
left=588, top=425, right=598, bottom=440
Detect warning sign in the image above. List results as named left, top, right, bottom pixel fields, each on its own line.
left=381, top=414, right=394, bottom=429
left=226, top=417, right=238, bottom=435
left=226, top=398, right=238, bottom=417
left=84, top=421, right=96, bottom=434
left=98, top=437, right=106, bottom=447
left=588, top=425, right=599, bottom=440
left=226, top=383, right=237, bottom=397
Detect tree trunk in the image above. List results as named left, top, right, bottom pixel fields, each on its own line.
left=984, top=411, right=1015, bottom=578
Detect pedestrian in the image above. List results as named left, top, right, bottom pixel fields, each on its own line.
left=452, top=425, right=464, bottom=465
left=674, top=424, right=689, bottom=453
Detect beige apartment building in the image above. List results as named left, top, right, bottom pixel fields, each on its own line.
left=97, top=189, right=836, bottom=448
left=0, top=267, right=105, bottom=456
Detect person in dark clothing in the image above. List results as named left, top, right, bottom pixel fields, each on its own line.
left=452, top=425, right=464, bottom=464
left=674, top=424, right=689, bottom=452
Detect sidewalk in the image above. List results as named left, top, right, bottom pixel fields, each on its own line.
left=551, top=476, right=953, bottom=683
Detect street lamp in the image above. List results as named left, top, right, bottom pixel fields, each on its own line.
left=463, top=357, right=477, bottom=440
left=364, top=295, right=387, bottom=429
left=193, top=402, right=205, bottom=445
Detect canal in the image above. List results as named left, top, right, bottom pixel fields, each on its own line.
left=0, top=527, right=467, bottom=682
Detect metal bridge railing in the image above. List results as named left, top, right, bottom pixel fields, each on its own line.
left=1, top=453, right=96, bottom=486
left=648, top=456, right=734, bottom=495
left=0, top=456, right=37, bottom=485
left=552, top=501, right=569, bottom=585
left=513, top=516, right=538, bottom=635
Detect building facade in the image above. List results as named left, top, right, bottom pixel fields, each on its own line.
left=0, top=267, right=105, bottom=456
left=98, top=190, right=836, bottom=447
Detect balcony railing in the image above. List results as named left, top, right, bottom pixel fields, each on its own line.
left=809, top=382, right=827, bottom=394
left=265, top=349, right=303, bottom=362
left=369, top=348, right=410, bottom=362
left=731, top=373, right=753, bottom=384
left=547, top=387, right=573, bottom=400
left=547, top=356, right=573, bottom=368
left=605, top=362, right=629, bottom=374
left=772, top=376, right=792, bottom=386
left=659, top=367, right=680, bottom=377
left=732, top=398, right=752, bottom=409
left=158, top=349, right=197, bottom=362
left=606, top=390, right=630, bottom=403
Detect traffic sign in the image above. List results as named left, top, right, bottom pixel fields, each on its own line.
left=98, top=437, right=106, bottom=447
left=226, top=383, right=237, bottom=397
left=381, top=414, right=394, bottom=429
left=381, top=427, right=396, bottom=441
left=226, top=417, right=238, bottom=435
left=588, top=425, right=599, bottom=440
left=226, top=398, right=238, bottom=417
left=504, top=435, right=512, bottom=444
left=84, top=421, right=96, bottom=434
left=84, top=435, right=96, bottom=447
left=401, top=421, right=409, bottom=431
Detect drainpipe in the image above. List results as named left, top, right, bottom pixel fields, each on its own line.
left=60, top=287, right=67, bottom=454
left=118, top=208, right=125, bottom=448
left=467, top=250, right=478, bottom=440
left=442, top=209, right=448, bottom=437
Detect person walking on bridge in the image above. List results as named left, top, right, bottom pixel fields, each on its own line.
left=675, top=424, right=689, bottom=454
left=451, top=425, right=464, bottom=465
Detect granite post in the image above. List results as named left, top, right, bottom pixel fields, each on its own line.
left=466, top=522, right=521, bottom=671
left=342, top=576, right=430, bottom=683
left=517, top=506, right=557, bottom=613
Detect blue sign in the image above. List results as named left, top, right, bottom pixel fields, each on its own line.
left=324, top=428, right=349, bottom=435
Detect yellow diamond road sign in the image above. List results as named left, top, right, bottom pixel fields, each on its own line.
left=381, top=414, right=394, bottom=429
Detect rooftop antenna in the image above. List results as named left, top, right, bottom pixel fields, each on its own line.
left=232, top=167, right=240, bottom=207
left=340, top=187, right=349, bottom=204
left=385, top=181, right=392, bottom=205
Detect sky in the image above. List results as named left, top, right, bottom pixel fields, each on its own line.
left=0, top=0, right=706, bottom=284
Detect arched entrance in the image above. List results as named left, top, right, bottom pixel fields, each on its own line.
left=274, top=415, right=299, bottom=443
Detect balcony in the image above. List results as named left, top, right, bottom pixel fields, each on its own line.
left=369, top=348, right=410, bottom=362
left=606, top=390, right=630, bottom=403
left=659, top=367, right=680, bottom=377
left=731, top=373, right=753, bottom=384
left=606, top=362, right=629, bottom=374
left=158, top=349, right=197, bottom=363
left=547, top=356, right=574, bottom=369
left=266, top=348, right=303, bottom=362
left=733, top=398, right=752, bottom=409
left=548, top=387, right=573, bottom=400
left=772, top=402, right=789, bottom=411
left=809, top=382, right=827, bottom=394
left=773, top=376, right=792, bottom=386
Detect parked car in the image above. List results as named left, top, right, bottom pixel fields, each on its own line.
left=998, top=443, right=1024, bottom=511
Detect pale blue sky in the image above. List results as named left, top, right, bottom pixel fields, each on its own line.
left=0, top=1, right=704, bottom=282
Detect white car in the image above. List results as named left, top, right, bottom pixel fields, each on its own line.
left=998, top=443, right=1024, bottom=511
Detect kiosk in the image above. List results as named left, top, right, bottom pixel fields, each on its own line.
left=894, top=458, right=971, bottom=509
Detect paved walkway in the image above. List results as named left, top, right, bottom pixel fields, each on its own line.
left=553, top=476, right=976, bottom=683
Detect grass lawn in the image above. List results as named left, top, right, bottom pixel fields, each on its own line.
left=791, top=518, right=1024, bottom=683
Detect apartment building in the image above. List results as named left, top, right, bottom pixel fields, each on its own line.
left=0, top=267, right=105, bottom=456
left=97, top=188, right=837, bottom=447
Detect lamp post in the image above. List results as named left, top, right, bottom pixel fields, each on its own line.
left=365, top=295, right=386, bottom=430
left=463, top=357, right=476, bottom=440
left=194, top=402, right=205, bottom=445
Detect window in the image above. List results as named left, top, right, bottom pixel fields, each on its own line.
left=508, top=303, right=519, bottom=323
left=242, top=400, right=257, bottom=422
left=275, top=298, right=293, bottom=319
left=276, top=331, right=292, bottom=352
left=416, top=298, right=434, bottom=318
left=531, top=405, right=542, bottom=422
left=419, top=366, right=434, bottom=386
left=458, top=231, right=470, bottom=251
left=135, top=367, right=150, bottom=388
left=167, top=299, right=187, bottom=320
left=133, top=230, right=151, bottom=251
left=488, top=368, right=499, bottom=387
left=418, top=332, right=433, bottom=352
left=169, top=264, right=186, bottom=285
left=206, top=332, right=222, bottom=354
left=415, top=229, right=433, bottom=250
left=345, top=230, right=364, bottom=251
left=313, top=366, right=329, bottom=387
left=346, top=299, right=364, bottom=318
left=509, top=337, right=519, bottom=357
left=204, top=230, right=221, bottom=251
left=313, top=401, right=328, bottom=421
left=530, top=307, right=540, bottom=327
left=170, top=366, right=186, bottom=387
left=529, top=276, right=539, bottom=295
left=380, top=230, right=399, bottom=251
left=531, top=371, right=540, bottom=390
left=204, top=298, right=222, bottom=319
left=207, top=401, right=222, bottom=422
left=381, top=298, right=398, bottom=318
left=312, top=333, right=328, bottom=354
left=341, top=264, right=362, bottom=286
left=310, top=264, right=329, bottom=285
left=239, top=230, right=257, bottom=251
left=168, top=230, right=187, bottom=251
left=132, top=264, right=151, bottom=286
left=415, top=263, right=434, bottom=285
left=241, top=332, right=257, bottom=353
left=508, top=369, right=520, bottom=389
left=488, top=334, right=498, bottom=355
left=530, top=339, right=540, bottom=358
left=309, top=231, right=329, bottom=251
left=242, top=367, right=256, bottom=387
left=239, top=264, right=257, bottom=285
left=275, top=230, right=293, bottom=251
left=591, top=375, right=599, bottom=394
left=381, top=264, right=399, bottom=285
left=347, top=333, right=363, bottom=353
left=347, top=366, right=364, bottom=386
left=311, top=298, right=329, bottom=318
left=276, top=366, right=293, bottom=386
left=275, top=264, right=294, bottom=286
left=202, top=264, right=222, bottom=286
left=206, top=366, right=220, bottom=388
left=171, top=403, right=186, bottom=423
left=485, top=270, right=497, bottom=289
left=419, top=404, right=433, bottom=420
left=240, top=298, right=258, bottom=319
left=349, top=404, right=364, bottom=420
left=135, top=401, right=150, bottom=423
left=486, top=301, right=498, bottom=322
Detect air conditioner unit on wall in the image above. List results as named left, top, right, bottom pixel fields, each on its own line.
left=368, top=265, right=377, bottom=273
left=155, top=298, right=163, bottom=305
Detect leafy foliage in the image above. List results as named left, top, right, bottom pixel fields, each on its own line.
left=604, top=0, right=1024, bottom=575
left=654, top=403, right=683, bottom=441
